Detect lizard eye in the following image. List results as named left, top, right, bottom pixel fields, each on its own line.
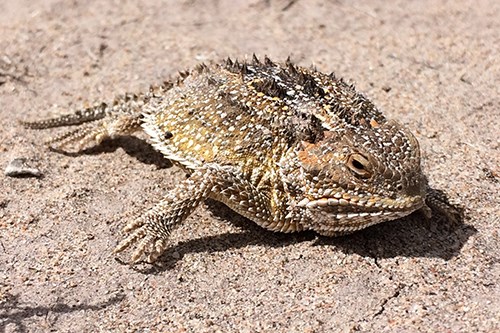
left=347, top=153, right=372, bottom=178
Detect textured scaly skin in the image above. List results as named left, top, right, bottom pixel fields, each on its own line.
left=22, top=56, right=430, bottom=263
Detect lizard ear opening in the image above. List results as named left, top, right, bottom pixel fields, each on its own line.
left=346, top=153, right=372, bottom=178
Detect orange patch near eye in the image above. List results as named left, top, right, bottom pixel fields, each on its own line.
left=323, top=130, right=335, bottom=139
left=297, top=147, right=319, bottom=167
left=298, top=139, right=337, bottom=170
left=370, top=119, right=379, bottom=128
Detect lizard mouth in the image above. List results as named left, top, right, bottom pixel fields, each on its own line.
left=296, top=193, right=425, bottom=234
left=297, top=193, right=423, bottom=211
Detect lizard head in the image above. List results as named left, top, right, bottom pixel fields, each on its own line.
left=283, top=118, right=426, bottom=235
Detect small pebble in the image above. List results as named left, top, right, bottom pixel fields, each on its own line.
left=4, top=158, right=42, bottom=178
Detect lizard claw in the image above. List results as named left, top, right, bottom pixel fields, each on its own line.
left=425, top=188, right=464, bottom=224
left=114, top=212, right=172, bottom=263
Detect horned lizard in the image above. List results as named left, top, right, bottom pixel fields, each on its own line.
left=22, top=56, right=435, bottom=263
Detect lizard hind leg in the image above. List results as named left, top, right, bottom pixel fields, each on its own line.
left=48, top=114, right=142, bottom=152
left=43, top=119, right=110, bottom=151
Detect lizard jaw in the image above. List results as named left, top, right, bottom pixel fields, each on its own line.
left=296, top=193, right=425, bottom=235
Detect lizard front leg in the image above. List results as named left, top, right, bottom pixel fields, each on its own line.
left=114, top=164, right=300, bottom=263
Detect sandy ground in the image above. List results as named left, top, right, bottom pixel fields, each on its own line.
left=1, top=0, right=499, bottom=332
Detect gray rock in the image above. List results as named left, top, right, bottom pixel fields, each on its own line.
left=5, top=158, right=42, bottom=178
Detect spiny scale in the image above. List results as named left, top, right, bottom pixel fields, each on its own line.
left=23, top=56, right=429, bottom=263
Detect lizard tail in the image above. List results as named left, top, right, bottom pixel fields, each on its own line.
left=20, top=102, right=108, bottom=129
left=20, top=92, right=153, bottom=151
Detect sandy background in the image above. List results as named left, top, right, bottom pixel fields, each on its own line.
left=1, top=0, right=499, bottom=332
